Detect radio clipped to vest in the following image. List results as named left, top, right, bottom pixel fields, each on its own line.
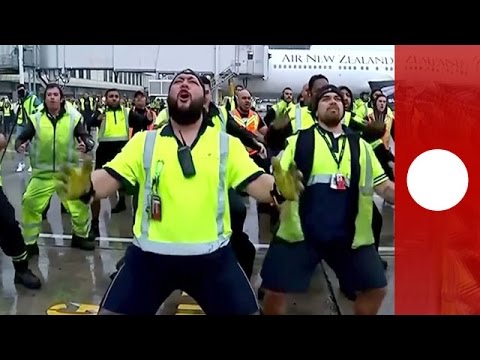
left=177, top=130, right=196, bottom=178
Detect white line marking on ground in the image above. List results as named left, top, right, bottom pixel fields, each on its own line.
left=38, top=233, right=394, bottom=255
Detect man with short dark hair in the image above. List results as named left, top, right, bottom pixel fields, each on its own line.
left=88, top=88, right=131, bottom=236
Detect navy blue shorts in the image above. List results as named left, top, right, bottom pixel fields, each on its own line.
left=260, top=237, right=387, bottom=295
left=101, top=244, right=259, bottom=315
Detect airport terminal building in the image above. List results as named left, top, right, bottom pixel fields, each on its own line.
left=0, top=45, right=394, bottom=102
left=0, top=45, right=274, bottom=101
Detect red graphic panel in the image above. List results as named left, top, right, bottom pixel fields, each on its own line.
left=396, top=45, right=480, bottom=314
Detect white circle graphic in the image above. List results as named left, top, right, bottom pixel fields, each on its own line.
left=407, top=149, right=469, bottom=211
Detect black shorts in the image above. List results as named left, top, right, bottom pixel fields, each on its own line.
left=95, top=141, right=127, bottom=170
left=101, top=244, right=259, bottom=315
left=260, top=237, right=387, bottom=295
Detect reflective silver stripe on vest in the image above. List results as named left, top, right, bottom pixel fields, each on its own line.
left=294, top=104, right=302, bottom=132
left=217, top=107, right=227, bottom=132
left=308, top=174, right=351, bottom=187
left=133, top=130, right=230, bottom=256
left=361, top=142, right=373, bottom=195
left=307, top=143, right=373, bottom=194
left=98, top=107, right=129, bottom=142
left=31, top=111, right=76, bottom=171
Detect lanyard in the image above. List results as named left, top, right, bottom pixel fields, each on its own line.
left=152, top=160, right=164, bottom=195
left=316, top=126, right=346, bottom=170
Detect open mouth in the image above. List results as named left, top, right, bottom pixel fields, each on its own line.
left=178, top=90, right=190, bottom=102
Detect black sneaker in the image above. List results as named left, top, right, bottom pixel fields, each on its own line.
left=71, top=234, right=95, bottom=251
left=14, top=269, right=41, bottom=289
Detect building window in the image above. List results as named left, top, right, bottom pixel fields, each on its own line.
left=86, top=70, right=91, bottom=80
left=78, top=70, right=84, bottom=79
left=108, top=70, right=113, bottom=83
left=104, top=70, right=108, bottom=82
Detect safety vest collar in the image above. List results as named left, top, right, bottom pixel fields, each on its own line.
left=41, top=104, right=67, bottom=121
left=231, top=108, right=255, bottom=119
left=160, top=118, right=210, bottom=150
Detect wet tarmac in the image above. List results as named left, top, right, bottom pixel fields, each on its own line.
left=0, top=150, right=394, bottom=315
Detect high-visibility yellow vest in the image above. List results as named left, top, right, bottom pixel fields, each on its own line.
left=342, top=111, right=366, bottom=127
left=277, top=127, right=380, bottom=247
left=212, top=105, right=227, bottom=132
left=230, top=109, right=261, bottom=155
left=3, top=102, right=11, bottom=116
left=16, top=95, right=39, bottom=125
left=98, top=106, right=129, bottom=142
left=132, top=128, right=231, bottom=255
left=272, top=99, right=294, bottom=117
left=230, top=109, right=260, bottom=134
left=154, top=108, right=169, bottom=128
left=29, top=109, right=81, bottom=178
left=286, top=104, right=315, bottom=133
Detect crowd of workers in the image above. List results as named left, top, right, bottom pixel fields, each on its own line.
left=0, top=68, right=395, bottom=315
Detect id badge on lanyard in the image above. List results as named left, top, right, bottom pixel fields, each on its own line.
left=318, top=128, right=347, bottom=192
left=150, top=161, right=164, bottom=221
left=330, top=173, right=346, bottom=190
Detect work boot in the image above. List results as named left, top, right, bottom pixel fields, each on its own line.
left=89, top=220, right=100, bottom=239
left=13, top=260, right=41, bottom=290
left=26, top=243, right=39, bottom=259
left=71, top=234, right=95, bottom=251
left=111, top=197, right=126, bottom=214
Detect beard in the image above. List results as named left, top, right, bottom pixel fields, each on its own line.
left=320, top=108, right=343, bottom=127
left=167, top=95, right=204, bottom=125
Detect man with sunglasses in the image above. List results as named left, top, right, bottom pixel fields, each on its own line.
left=55, top=69, right=303, bottom=315
left=88, top=88, right=130, bottom=239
